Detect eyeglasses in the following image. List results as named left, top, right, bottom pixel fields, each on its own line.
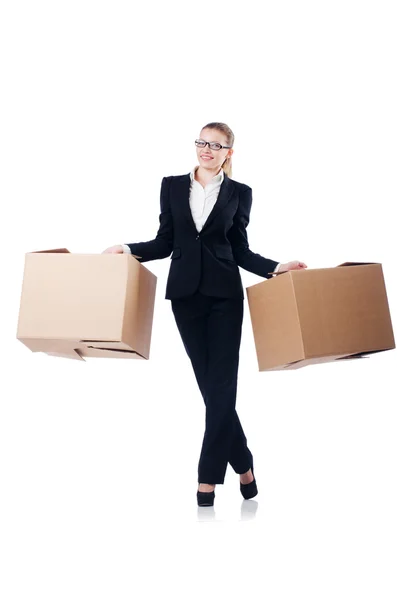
left=195, top=139, right=232, bottom=151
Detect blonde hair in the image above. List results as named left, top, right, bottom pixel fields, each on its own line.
left=201, top=122, right=234, bottom=178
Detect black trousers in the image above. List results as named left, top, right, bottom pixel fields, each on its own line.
left=171, top=290, right=254, bottom=484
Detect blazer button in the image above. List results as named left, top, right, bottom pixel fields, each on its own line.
left=196, top=235, right=199, bottom=240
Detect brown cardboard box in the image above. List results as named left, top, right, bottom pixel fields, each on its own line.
left=16, top=249, right=157, bottom=361
left=247, top=262, right=395, bottom=371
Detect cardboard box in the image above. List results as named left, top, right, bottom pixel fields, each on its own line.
left=16, top=248, right=157, bottom=361
left=247, top=262, right=395, bottom=371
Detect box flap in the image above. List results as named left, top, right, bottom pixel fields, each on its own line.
left=336, top=261, right=379, bottom=267
left=79, top=339, right=145, bottom=357
left=267, top=270, right=289, bottom=275
left=31, top=248, right=71, bottom=253
left=280, top=353, right=369, bottom=370
left=78, top=347, right=145, bottom=359
left=46, top=349, right=85, bottom=361
left=20, top=337, right=146, bottom=360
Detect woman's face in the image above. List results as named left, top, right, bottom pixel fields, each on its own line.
left=196, top=128, right=233, bottom=173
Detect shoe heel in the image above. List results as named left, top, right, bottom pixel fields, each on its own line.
left=240, top=465, right=258, bottom=500
left=197, top=490, right=215, bottom=507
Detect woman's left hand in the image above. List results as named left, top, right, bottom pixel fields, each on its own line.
left=279, top=260, right=308, bottom=272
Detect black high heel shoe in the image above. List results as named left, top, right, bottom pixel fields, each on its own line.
left=197, top=487, right=215, bottom=507
left=240, top=465, right=258, bottom=500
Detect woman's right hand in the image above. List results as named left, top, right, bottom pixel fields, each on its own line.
left=102, top=245, right=124, bottom=254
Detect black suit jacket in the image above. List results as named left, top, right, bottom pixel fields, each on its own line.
left=126, top=172, right=280, bottom=300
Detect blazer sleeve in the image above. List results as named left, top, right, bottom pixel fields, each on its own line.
left=227, top=185, right=280, bottom=278
left=124, top=176, right=174, bottom=262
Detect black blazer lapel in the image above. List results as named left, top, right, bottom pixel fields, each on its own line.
left=177, top=174, right=197, bottom=232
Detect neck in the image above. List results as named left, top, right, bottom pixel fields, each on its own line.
left=195, top=165, right=222, bottom=184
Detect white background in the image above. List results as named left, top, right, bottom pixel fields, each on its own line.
left=1, top=1, right=396, bottom=598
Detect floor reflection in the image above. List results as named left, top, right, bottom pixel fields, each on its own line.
left=196, top=498, right=259, bottom=521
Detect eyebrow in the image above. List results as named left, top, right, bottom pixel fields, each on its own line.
left=199, top=138, right=222, bottom=143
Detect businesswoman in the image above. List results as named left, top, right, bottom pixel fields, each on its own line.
left=102, top=122, right=307, bottom=507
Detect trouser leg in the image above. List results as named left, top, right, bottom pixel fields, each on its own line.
left=198, top=294, right=252, bottom=483
left=171, top=292, right=210, bottom=402
left=171, top=292, right=253, bottom=484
